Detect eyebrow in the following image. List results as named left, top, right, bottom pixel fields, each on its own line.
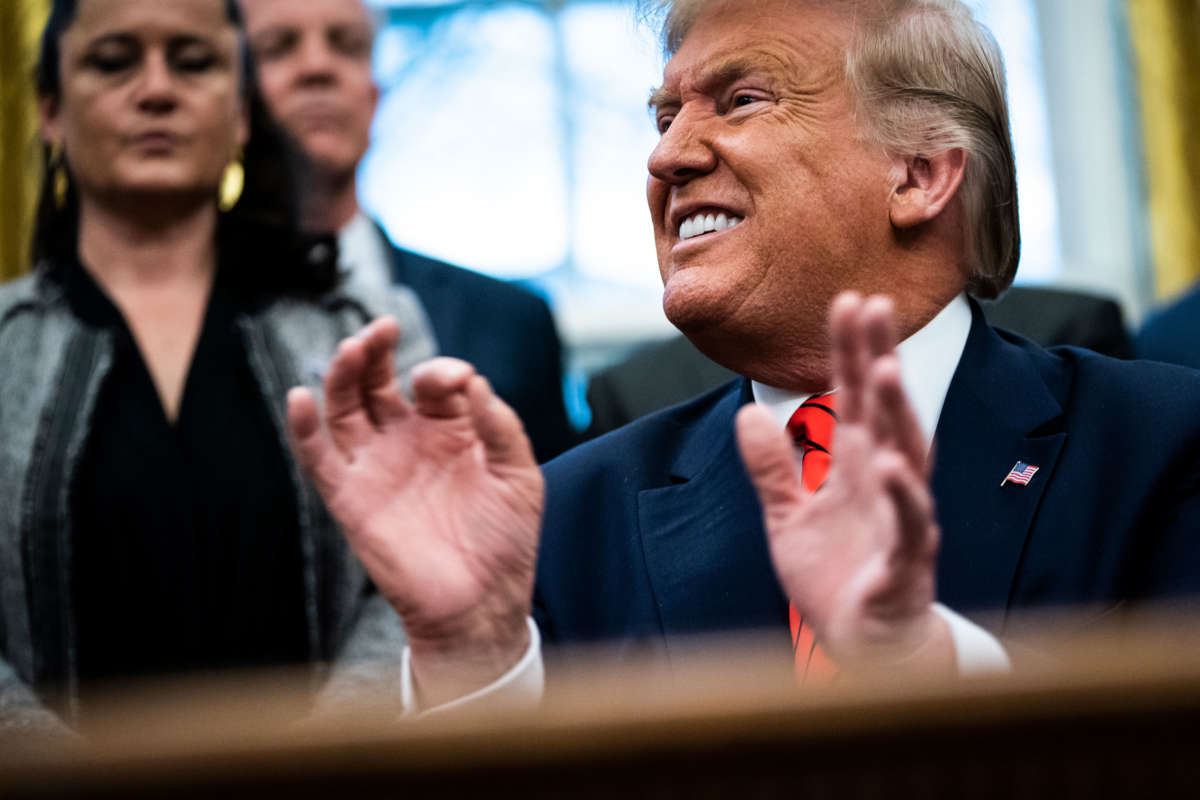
left=647, top=49, right=791, bottom=111
left=249, top=24, right=295, bottom=43
left=647, top=84, right=674, bottom=110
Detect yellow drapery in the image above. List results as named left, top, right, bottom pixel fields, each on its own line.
left=1128, top=0, right=1200, bottom=300
left=0, top=0, right=48, bottom=282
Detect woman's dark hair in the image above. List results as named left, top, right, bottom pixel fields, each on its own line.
left=31, top=0, right=340, bottom=299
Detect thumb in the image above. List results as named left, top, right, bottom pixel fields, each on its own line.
left=736, top=404, right=805, bottom=512
left=287, top=386, right=348, bottom=499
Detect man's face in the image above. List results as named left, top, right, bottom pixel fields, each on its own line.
left=647, top=0, right=897, bottom=384
left=241, top=0, right=377, bottom=180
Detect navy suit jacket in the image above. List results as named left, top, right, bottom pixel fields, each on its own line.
left=1137, top=283, right=1200, bottom=370
left=534, top=302, right=1200, bottom=661
left=385, top=241, right=577, bottom=462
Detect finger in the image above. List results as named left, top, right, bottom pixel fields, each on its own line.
left=287, top=387, right=348, bottom=499
left=877, top=450, right=939, bottom=561
left=853, top=296, right=899, bottom=443
left=467, top=375, right=537, bottom=469
left=736, top=404, right=806, bottom=514
left=860, top=295, right=898, bottom=359
left=411, top=357, right=477, bottom=419
left=868, top=357, right=921, bottom=474
left=867, top=355, right=927, bottom=473
left=323, top=335, right=377, bottom=456
left=830, top=291, right=867, bottom=423
left=358, top=317, right=410, bottom=425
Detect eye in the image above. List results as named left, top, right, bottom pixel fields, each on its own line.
left=86, top=43, right=136, bottom=73
left=88, top=54, right=132, bottom=72
left=174, top=48, right=216, bottom=72
left=330, top=26, right=371, bottom=59
left=252, top=31, right=297, bottom=62
left=656, top=114, right=674, bottom=135
left=732, top=93, right=758, bottom=107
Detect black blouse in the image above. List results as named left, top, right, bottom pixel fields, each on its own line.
left=63, top=259, right=309, bottom=696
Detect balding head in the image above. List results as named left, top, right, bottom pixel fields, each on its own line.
left=241, top=0, right=379, bottom=227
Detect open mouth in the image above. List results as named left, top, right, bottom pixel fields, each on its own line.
left=678, top=210, right=743, bottom=241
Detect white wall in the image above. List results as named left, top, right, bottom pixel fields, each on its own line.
left=1033, top=0, right=1153, bottom=322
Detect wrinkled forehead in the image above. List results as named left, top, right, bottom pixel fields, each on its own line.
left=239, top=0, right=373, bottom=33
left=67, top=0, right=236, bottom=42
left=652, top=0, right=855, bottom=104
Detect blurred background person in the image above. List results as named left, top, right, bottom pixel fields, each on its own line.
left=1137, top=282, right=1200, bottom=369
left=240, top=0, right=577, bottom=462
left=0, top=0, right=434, bottom=734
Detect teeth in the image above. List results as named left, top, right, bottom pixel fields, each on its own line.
left=678, top=211, right=743, bottom=240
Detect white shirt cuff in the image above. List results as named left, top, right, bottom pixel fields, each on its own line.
left=400, top=617, right=544, bottom=717
left=933, top=602, right=1011, bottom=675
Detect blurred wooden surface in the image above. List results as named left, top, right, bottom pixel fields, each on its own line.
left=3, top=616, right=1200, bottom=798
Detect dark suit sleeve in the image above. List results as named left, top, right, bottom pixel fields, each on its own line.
left=583, top=370, right=632, bottom=439
left=1136, top=285, right=1200, bottom=370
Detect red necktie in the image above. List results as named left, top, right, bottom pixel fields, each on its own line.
left=784, top=392, right=838, bottom=683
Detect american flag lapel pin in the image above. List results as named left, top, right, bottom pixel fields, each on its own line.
left=1001, top=460, right=1039, bottom=487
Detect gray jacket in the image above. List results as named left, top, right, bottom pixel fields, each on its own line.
left=0, top=268, right=435, bottom=733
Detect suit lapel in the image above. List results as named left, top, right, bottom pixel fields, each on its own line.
left=634, top=305, right=1065, bottom=654
left=933, top=302, right=1067, bottom=616
left=637, top=381, right=791, bottom=662
left=380, top=224, right=412, bottom=286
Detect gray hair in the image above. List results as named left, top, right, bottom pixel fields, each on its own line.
left=642, top=0, right=1020, bottom=298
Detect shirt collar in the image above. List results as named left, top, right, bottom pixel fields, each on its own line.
left=337, top=210, right=394, bottom=294
left=337, top=210, right=376, bottom=267
left=751, top=293, right=972, bottom=452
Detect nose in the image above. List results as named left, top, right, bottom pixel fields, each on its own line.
left=295, top=34, right=337, bottom=86
left=135, top=51, right=178, bottom=114
left=647, top=107, right=717, bottom=185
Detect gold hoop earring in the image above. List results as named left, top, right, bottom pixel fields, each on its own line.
left=49, top=142, right=69, bottom=210
left=218, top=151, right=245, bottom=212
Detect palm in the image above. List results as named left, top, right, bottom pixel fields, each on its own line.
left=737, top=294, right=943, bottom=668
left=325, top=409, right=543, bottom=638
left=287, top=319, right=543, bottom=656
left=760, top=423, right=937, bottom=657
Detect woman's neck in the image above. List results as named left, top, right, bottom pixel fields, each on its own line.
left=77, top=196, right=219, bottom=291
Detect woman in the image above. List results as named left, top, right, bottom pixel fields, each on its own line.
left=0, top=0, right=433, bottom=732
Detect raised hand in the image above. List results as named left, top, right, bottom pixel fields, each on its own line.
left=286, top=317, right=544, bottom=706
left=735, top=292, right=953, bottom=676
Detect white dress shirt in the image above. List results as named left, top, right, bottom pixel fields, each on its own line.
left=337, top=211, right=395, bottom=297
left=402, top=294, right=1006, bottom=714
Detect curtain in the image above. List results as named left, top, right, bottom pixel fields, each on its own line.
left=0, top=0, right=48, bottom=282
left=1127, top=0, right=1200, bottom=300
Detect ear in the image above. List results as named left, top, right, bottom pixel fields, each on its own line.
left=369, top=79, right=380, bottom=119
left=888, top=148, right=966, bottom=229
left=37, top=94, right=62, bottom=148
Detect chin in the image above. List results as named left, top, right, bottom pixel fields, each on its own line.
left=661, top=272, right=730, bottom=336
left=298, top=137, right=361, bottom=178
left=111, top=174, right=211, bottom=197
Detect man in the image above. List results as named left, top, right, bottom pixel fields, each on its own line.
left=286, top=0, right=1200, bottom=708
left=1137, top=282, right=1200, bottom=369
left=241, top=0, right=576, bottom=463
